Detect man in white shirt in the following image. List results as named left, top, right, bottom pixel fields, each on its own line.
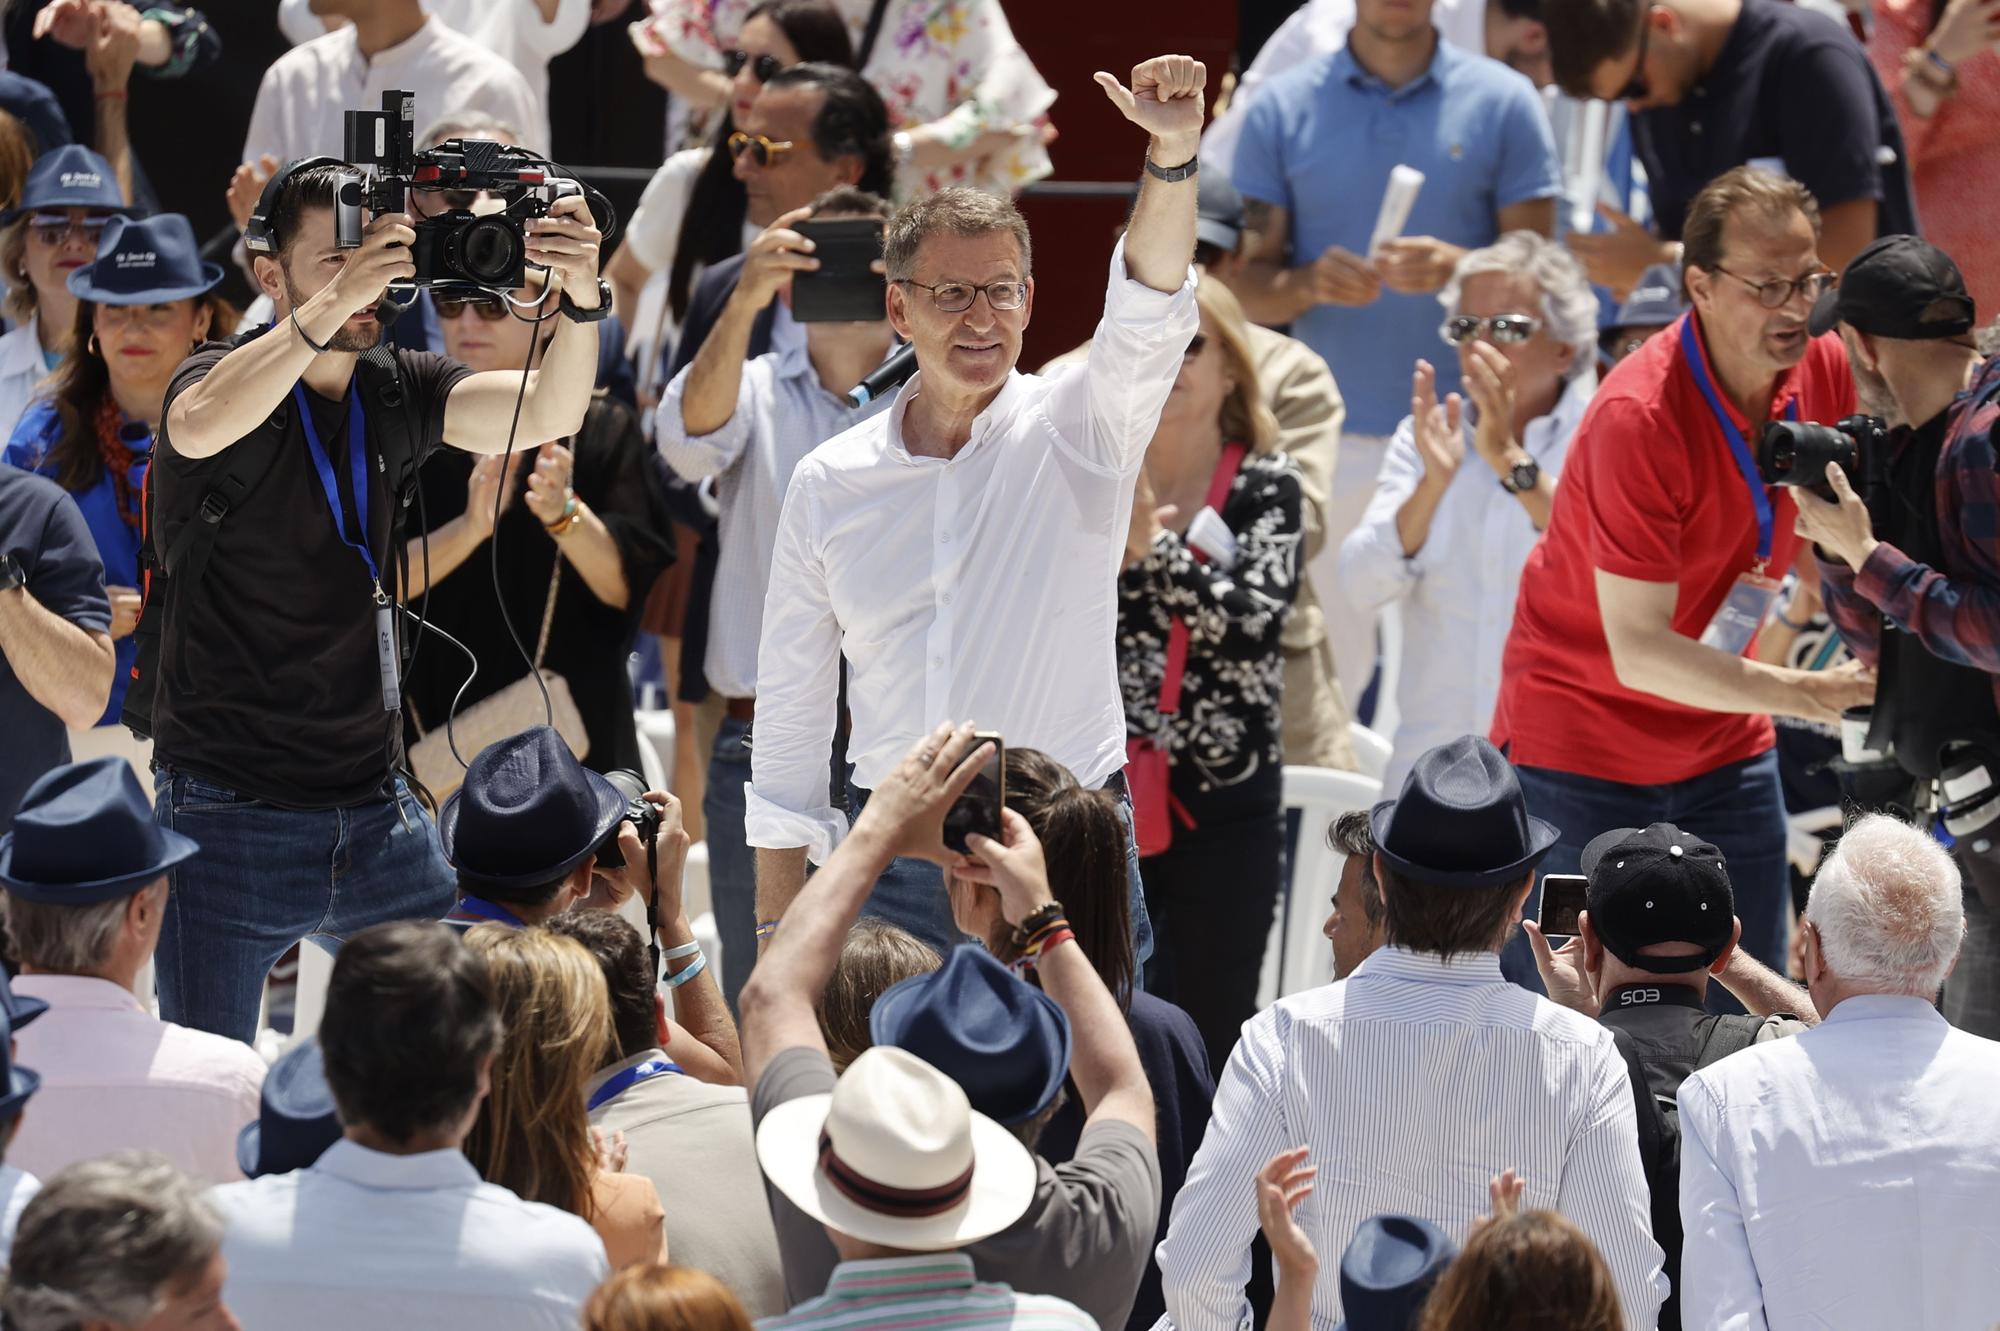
left=208, top=920, right=608, bottom=1330
left=1340, top=233, right=1598, bottom=792
left=1677, top=813, right=2000, bottom=1329
left=658, top=187, right=895, bottom=1006
left=0, top=978, right=40, bottom=1266
left=747, top=54, right=1206, bottom=955
left=0, top=757, right=265, bottom=1186
left=1154, top=735, right=1667, bottom=1330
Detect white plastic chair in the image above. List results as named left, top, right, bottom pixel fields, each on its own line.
left=1347, top=723, right=1393, bottom=783
left=285, top=940, right=336, bottom=1050
left=1258, top=764, right=1385, bottom=1008
left=1364, top=602, right=1405, bottom=747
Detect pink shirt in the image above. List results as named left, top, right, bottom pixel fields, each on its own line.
left=8, top=975, right=266, bottom=1185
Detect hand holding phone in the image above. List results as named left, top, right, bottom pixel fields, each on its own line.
left=1537, top=873, right=1589, bottom=939
left=791, top=217, right=887, bottom=323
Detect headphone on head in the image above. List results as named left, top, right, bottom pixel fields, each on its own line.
left=243, top=155, right=348, bottom=257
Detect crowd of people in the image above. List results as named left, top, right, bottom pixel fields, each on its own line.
left=0, top=0, right=1998, bottom=1328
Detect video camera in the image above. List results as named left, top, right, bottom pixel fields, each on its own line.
left=1756, top=415, right=1889, bottom=502
left=337, top=89, right=582, bottom=290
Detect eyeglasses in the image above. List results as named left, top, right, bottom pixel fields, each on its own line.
left=26, top=213, right=110, bottom=247
left=1184, top=333, right=1208, bottom=358
left=1710, top=265, right=1834, bottom=310
left=1440, top=313, right=1542, bottom=347
left=1616, top=11, right=1652, bottom=101
left=895, top=278, right=1028, bottom=314
left=94, top=302, right=185, bottom=329
left=727, top=131, right=795, bottom=167
left=434, top=294, right=510, bottom=322
left=723, top=48, right=784, bottom=83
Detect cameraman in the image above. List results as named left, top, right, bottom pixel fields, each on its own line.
left=1793, top=235, right=1999, bottom=1037
left=148, top=160, right=607, bottom=1043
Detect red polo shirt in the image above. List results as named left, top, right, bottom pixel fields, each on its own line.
left=1491, top=312, right=1855, bottom=785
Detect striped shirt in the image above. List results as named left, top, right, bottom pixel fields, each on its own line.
left=756, top=1254, right=1097, bottom=1331
left=1154, top=946, right=1667, bottom=1331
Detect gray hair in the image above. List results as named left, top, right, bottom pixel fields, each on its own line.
left=421, top=112, right=521, bottom=151
left=883, top=187, right=1033, bottom=282
left=0, top=885, right=149, bottom=974
left=1, top=1153, right=223, bottom=1331
left=1439, top=230, right=1600, bottom=376
left=1806, top=813, right=1965, bottom=996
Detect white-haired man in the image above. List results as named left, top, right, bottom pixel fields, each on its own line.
left=1339, top=231, right=1598, bottom=792
left=1677, top=813, right=2000, bottom=1329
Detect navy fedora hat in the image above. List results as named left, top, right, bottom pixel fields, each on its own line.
left=0, top=758, right=198, bottom=905
left=0, top=1002, right=37, bottom=1124
left=1370, top=736, right=1561, bottom=890
left=3, top=144, right=135, bottom=222
left=870, top=945, right=1072, bottom=1127
left=238, top=1038, right=341, bottom=1179
left=68, top=213, right=223, bottom=305
left=1333, top=1214, right=1456, bottom=1331
left=439, top=726, right=627, bottom=889
left=0, top=965, right=47, bottom=1033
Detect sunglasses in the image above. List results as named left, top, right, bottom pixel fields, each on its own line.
left=1617, top=12, right=1652, bottom=101
left=1440, top=313, right=1542, bottom=347
left=1184, top=333, right=1208, bottom=358
left=895, top=278, right=1028, bottom=314
left=723, top=48, right=784, bottom=83
left=727, top=131, right=795, bottom=167
left=26, top=213, right=110, bottom=246
left=434, top=294, right=510, bottom=322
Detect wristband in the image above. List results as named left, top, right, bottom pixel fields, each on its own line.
left=1009, top=901, right=1066, bottom=953
left=662, top=949, right=708, bottom=989
left=1019, top=928, right=1075, bottom=969
left=755, top=919, right=781, bottom=940
left=290, top=306, right=334, bottom=354
left=659, top=939, right=702, bottom=960
left=1924, top=47, right=1955, bottom=76
left=544, top=493, right=580, bottom=536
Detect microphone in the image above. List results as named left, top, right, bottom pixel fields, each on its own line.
left=848, top=341, right=918, bottom=407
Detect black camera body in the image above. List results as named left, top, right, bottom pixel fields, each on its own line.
left=337, top=90, right=581, bottom=290
left=592, top=768, right=662, bottom=870
left=1756, top=414, right=1888, bottom=502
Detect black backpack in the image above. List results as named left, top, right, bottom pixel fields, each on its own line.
left=123, top=342, right=426, bottom=740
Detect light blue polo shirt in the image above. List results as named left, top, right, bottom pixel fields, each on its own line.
left=1233, top=40, right=1562, bottom=436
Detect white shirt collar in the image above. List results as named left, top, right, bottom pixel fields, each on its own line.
left=1352, top=943, right=1507, bottom=985
left=11, top=972, right=145, bottom=1012
left=311, top=1139, right=484, bottom=1191
left=1819, top=993, right=1950, bottom=1026
left=886, top=368, right=1028, bottom=464
left=339, top=15, right=441, bottom=72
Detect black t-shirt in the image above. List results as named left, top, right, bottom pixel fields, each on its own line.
left=0, top=464, right=110, bottom=829
left=401, top=395, right=674, bottom=774
left=151, top=343, right=470, bottom=808
left=1638, top=0, right=1916, bottom=241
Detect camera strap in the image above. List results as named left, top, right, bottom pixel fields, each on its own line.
left=293, top=383, right=400, bottom=713
left=1680, top=315, right=1796, bottom=567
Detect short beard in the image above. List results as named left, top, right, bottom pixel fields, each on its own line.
left=1852, top=360, right=1901, bottom=425
left=282, top=268, right=388, bottom=353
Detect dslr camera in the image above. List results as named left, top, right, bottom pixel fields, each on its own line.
left=337, top=89, right=581, bottom=290
left=1756, top=414, right=1889, bottom=502
left=591, top=768, right=662, bottom=871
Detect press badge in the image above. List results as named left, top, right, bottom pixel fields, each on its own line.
left=1699, top=571, right=1782, bottom=655
left=376, top=602, right=402, bottom=713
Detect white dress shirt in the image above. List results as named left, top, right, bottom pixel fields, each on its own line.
left=0, top=1164, right=39, bottom=1266
left=745, top=239, right=1197, bottom=861
left=8, top=974, right=266, bottom=1186
left=1154, top=946, right=1666, bottom=1331
left=0, top=315, right=50, bottom=453
left=1338, top=371, right=1594, bottom=792
left=657, top=335, right=894, bottom=700
left=243, top=15, right=547, bottom=166
left=209, top=1139, right=608, bottom=1331
left=1678, top=994, right=2000, bottom=1330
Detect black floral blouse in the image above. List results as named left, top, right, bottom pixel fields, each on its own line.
left=1118, top=449, right=1303, bottom=815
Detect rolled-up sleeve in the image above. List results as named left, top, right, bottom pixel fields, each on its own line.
left=744, top=465, right=848, bottom=862
left=1045, top=237, right=1199, bottom=475
left=1338, top=418, right=1425, bottom=611
left=657, top=361, right=757, bottom=483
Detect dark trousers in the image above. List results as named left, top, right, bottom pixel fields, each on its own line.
left=1141, top=800, right=1286, bottom=1074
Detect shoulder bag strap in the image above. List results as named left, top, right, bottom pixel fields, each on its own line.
left=855, top=0, right=894, bottom=70
left=1157, top=442, right=1248, bottom=717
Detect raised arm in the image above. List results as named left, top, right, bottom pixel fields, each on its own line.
left=1092, top=55, right=1204, bottom=296
left=1715, top=946, right=1819, bottom=1025
left=668, top=209, right=812, bottom=448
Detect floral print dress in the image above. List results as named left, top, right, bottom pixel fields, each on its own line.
left=1118, top=449, right=1303, bottom=822
left=645, top=0, right=1055, bottom=196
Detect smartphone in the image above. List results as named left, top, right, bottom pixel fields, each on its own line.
left=1538, top=873, right=1590, bottom=939
left=790, top=218, right=886, bottom=323
left=942, top=732, right=1005, bottom=856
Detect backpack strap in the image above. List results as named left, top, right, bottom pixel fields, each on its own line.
left=158, top=398, right=290, bottom=586
left=1693, top=1013, right=1762, bottom=1069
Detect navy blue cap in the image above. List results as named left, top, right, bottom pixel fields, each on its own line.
left=870, top=945, right=1072, bottom=1126
left=67, top=213, right=223, bottom=305
left=238, top=1038, right=341, bottom=1178
left=0, top=758, right=197, bottom=904
left=5, top=145, right=135, bottom=222
left=440, top=726, right=627, bottom=889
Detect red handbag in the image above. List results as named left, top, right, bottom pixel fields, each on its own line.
left=1125, top=441, right=1246, bottom=858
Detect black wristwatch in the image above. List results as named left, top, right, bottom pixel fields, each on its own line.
left=558, top=280, right=613, bottom=323
left=1500, top=457, right=1540, bottom=495
left=0, top=552, right=23, bottom=593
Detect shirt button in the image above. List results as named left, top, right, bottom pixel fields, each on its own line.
left=942, top=592, right=953, bottom=605
left=940, top=531, right=952, bottom=542
left=932, top=655, right=943, bottom=667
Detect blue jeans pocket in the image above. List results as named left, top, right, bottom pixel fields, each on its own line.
left=175, top=774, right=262, bottom=813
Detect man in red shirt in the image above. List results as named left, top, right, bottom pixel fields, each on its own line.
left=1493, top=167, right=1874, bottom=984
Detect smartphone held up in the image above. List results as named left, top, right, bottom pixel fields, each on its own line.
left=943, top=732, right=1006, bottom=856
left=1537, top=873, right=1589, bottom=940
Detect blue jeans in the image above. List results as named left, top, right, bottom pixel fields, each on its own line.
left=703, top=714, right=757, bottom=1012
left=1507, top=750, right=1789, bottom=997
left=845, top=772, right=1155, bottom=967
left=153, top=768, right=456, bottom=1044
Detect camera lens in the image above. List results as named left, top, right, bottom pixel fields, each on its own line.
left=449, top=217, right=523, bottom=286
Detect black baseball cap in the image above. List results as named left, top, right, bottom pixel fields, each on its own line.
left=1808, top=235, right=1977, bottom=340
left=1580, top=823, right=1735, bottom=973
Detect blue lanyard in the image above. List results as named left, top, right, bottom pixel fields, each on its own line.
left=586, top=1058, right=683, bottom=1112
left=292, top=384, right=382, bottom=598
left=453, top=896, right=530, bottom=929
left=1679, top=315, right=1796, bottom=566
